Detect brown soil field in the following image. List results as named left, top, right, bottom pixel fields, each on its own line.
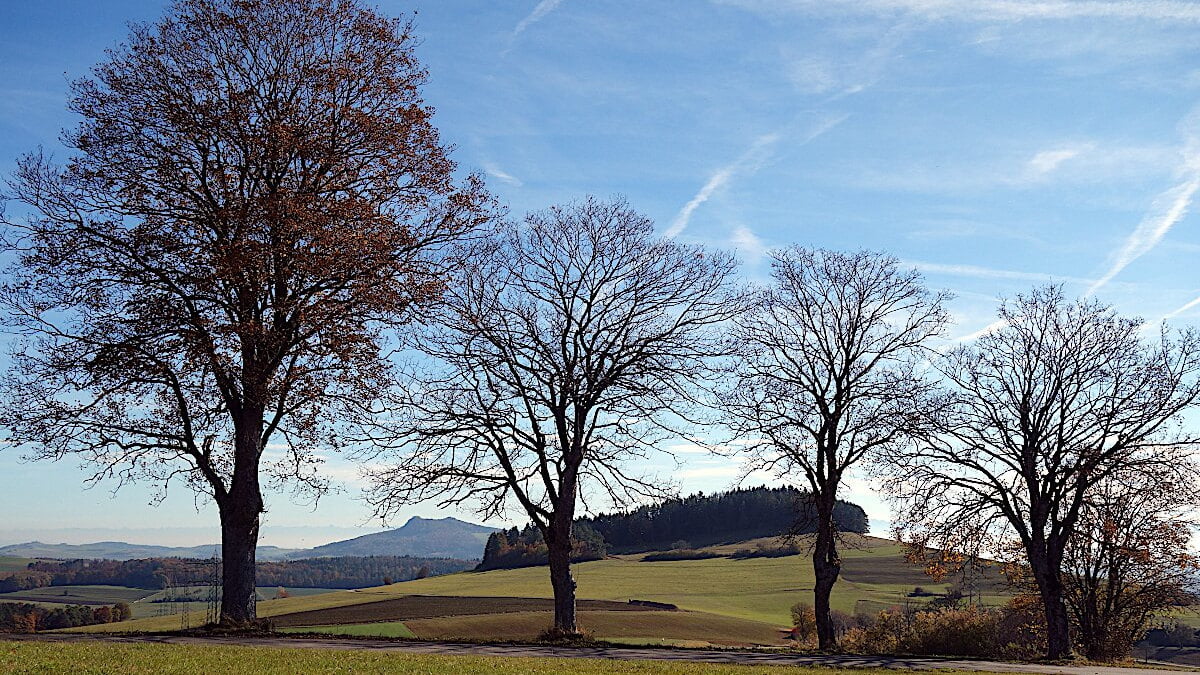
left=270, top=595, right=657, bottom=628
left=403, top=609, right=787, bottom=646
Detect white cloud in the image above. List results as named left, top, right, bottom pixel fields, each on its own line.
left=482, top=161, right=523, bottom=187
left=856, top=142, right=1176, bottom=194
left=730, top=225, right=768, bottom=264
left=1085, top=108, right=1200, bottom=297
left=785, top=57, right=839, bottom=94
left=1027, top=146, right=1084, bottom=175
left=1162, top=293, right=1200, bottom=320
left=951, top=318, right=1009, bottom=343
left=665, top=133, right=780, bottom=238
left=718, top=0, right=1200, bottom=23
left=676, top=464, right=744, bottom=479
left=511, top=0, right=565, bottom=41
left=666, top=116, right=845, bottom=239
left=905, top=259, right=1095, bottom=285
left=663, top=442, right=717, bottom=455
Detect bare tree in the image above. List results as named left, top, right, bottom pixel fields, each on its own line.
left=366, top=197, right=740, bottom=636
left=0, top=0, right=491, bottom=625
left=888, top=286, right=1200, bottom=659
left=1063, top=469, right=1200, bottom=661
left=720, top=248, right=950, bottom=650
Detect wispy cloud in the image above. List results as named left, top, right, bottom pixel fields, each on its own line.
left=665, top=133, right=780, bottom=238
left=719, top=0, right=1200, bottom=23
left=663, top=442, right=718, bottom=455
left=783, top=22, right=909, bottom=100
left=666, top=116, right=846, bottom=239
left=482, top=161, right=523, bottom=187
left=505, top=0, right=565, bottom=52
left=1162, top=293, right=1200, bottom=320
left=730, top=225, right=768, bottom=264
left=906, top=260, right=1094, bottom=285
left=1026, top=146, right=1086, bottom=175
left=1083, top=178, right=1200, bottom=296
left=951, top=318, right=1008, bottom=343
left=1085, top=110, right=1200, bottom=296
left=855, top=142, right=1175, bottom=194
left=676, top=464, right=744, bottom=480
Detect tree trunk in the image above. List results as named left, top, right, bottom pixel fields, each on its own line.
left=217, top=497, right=261, bottom=626
left=1030, top=548, right=1073, bottom=659
left=812, top=494, right=842, bottom=651
left=546, top=517, right=578, bottom=636
left=216, top=407, right=265, bottom=627
left=1042, top=582, right=1073, bottom=660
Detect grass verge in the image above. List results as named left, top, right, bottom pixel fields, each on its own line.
left=0, top=639, right=1006, bottom=674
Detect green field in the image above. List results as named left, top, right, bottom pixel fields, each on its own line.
left=131, top=586, right=341, bottom=619
left=68, top=535, right=1009, bottom=645
left=0, top=557, right=37, bottom=573
left=0, top=585, right=156, bottom=606
left=0, top=584, right=341, bottom=620
left=0, top=639, right=1006, bottom=674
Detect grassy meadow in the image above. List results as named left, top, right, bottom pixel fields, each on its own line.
left=0, top=639, right=1008, bottom=674
left=0, top=558, right=37, bottom=574
left=0, top=584, right=340, bottom=620
left=0, top=585, right=157, bottom=607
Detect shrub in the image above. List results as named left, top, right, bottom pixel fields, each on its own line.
left=91, top=606, right=112, bottom=624
left=905, top=606, right=1000, bottom=657
left=994, top=593, right=1046, bottom=660
left=112, top=603, right=133, bottom=622
left=730, top=542, right=803, bottom=559
left=641, top=549, right=721, bottom=562
left=628, top=599, right=678, bottom=610
left=790, top=602, right=817, bottom=645
left=839, top=598, right=1046, bottom=660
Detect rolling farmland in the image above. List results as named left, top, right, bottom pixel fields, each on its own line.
left=66, top=535, right=1010, bottom=647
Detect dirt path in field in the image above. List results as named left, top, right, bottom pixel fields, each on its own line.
left=6, top=632, right=1193, bottom=675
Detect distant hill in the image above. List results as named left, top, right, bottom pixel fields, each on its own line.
left=0, top=541, right=300, bottom=562
left=295, top=517, right=495, bottom=561
left=0, top=516, right=497, bottom=563
left=0, top=555, right=475, bottom=592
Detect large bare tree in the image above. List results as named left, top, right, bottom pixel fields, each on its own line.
left=367, top=197, right=740, bottom=636
left=0, top=0, right=491, bottom=625
left=720, top=248, right=950, bottom=650
left=888, top=286, right=1200, bottom=659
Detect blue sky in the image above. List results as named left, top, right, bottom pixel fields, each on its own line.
left=2, top=0, right=1200, bottom=547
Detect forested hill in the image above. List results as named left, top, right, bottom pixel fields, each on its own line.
left=579, top=486, right=869, bottom=553
left=0, top=555, right=475, bottom=592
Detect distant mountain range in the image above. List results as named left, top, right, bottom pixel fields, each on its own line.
left=0, top=541, right=299, bottom=561
left=0, top=516, right=496, bottom=562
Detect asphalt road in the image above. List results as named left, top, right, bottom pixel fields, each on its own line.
left=5, top=632, right=1193, bottom=674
